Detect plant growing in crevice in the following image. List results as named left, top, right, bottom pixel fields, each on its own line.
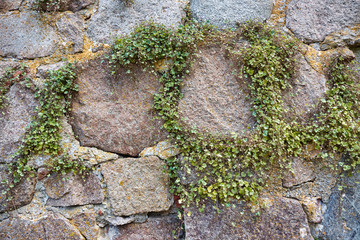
left=2, top=63, right=92, bottom=206
left=110, top=18, right=360, bottom=210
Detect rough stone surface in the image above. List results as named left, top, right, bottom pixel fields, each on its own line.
left=286, top=0, right=360, bottom=43
left=114, top=214, right=182, bottom=240
left=36, top=62, right=65, bottom=79
left=87, top=0, right=186, bottom=43
left=300, top=197, right=322, bottom=224
left=38, top=0, right=95, bottom=12
left=320, top=26, right=360, bottom=50
left=179, top=46, right=254, bottom=136
left=0, top=165, right=37, bottom=213
left=0, top=12, right=60, bottom=59
left=190, top=0, right=273, bottom=29
left=0, top=212, right=84, bottom=239
left=0, top=61, right=19, bottom=77
left=72, top=210, right=99, bottom=240
left=0, top=83, right=37, bottom=163
left=44, top=172, right=104, bottom=207
left=282, top=158, right=315, bottom=188
left=101, top=156, right=173, bottom=216
left=184, top=197, right=312, bottom=240
left=284, top=158, right=340, bottom=203
left=284, top=56, right=328, bottom=118
left=0, top=0, right=21, bottom=12
left=71, top=57, right=166, bottom=156
left=56, top=12, right=85, bottom=54
left=140, top=140, right=181, bottom=160
left=74, top=146, right=119, bottom=165
left=318, top=169, right=360, bottom=240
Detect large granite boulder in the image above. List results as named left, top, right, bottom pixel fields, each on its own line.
left=185, top=197, right=312, bottom=240
left=0, top=83, right=37, bottom=164
left=286, top=0, right=360, bottom=43
left=179, top=46, right=254, bottom=136
left=87, top=0, right=186, bottom=43
left=44, top=172, right=104, bottom=207
left=190, top=0, right=273, bottom=29
left=0, top=12, right=60, bottom=59
left=71, top=57, right=166, bottom=156
left=100, top=156, right=173, bottom=216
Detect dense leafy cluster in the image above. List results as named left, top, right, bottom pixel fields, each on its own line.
left=111, top=20, right=360, bottom=208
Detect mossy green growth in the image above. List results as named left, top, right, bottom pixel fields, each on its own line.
left=110, top=21, right=360, bottom=208
left=3, top=63, right=91, bottom=193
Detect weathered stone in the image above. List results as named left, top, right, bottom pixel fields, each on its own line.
left=75, top=146, right=119, bottom=165
left=0, top=0, right=21, bottom=13
left=0, top=212, right=84, bottom=239
left=268, top=0, right=292, bottom=27
left=114, top=214, right=182, bottom=240
left=0, top=165, right=37, bottom=213
left=71, top=57, right=166, bottom=156
left=303, top=44, right=356, bottom=74
left=286, top=0, right=360, bottom=43
left=101, top=156, right=172, bottom=216
left=284, top=158, right=340, bottom=202
left=0, top=83, right=37, bottom=163
left=321, top=25, right=360, bottom=50
left=56, top=12, right=85, bottom=54
left=44, top=171, right=104, bottom=207
left=316, top=169, right=360, bottom=240
left=140, top=140, right=180, bottom=159
left=283, top=56, right=328, bottom=118
left=184, top=197, right=312, bottom=239
left=0, top=12, right=60, bottom=59
left=178, top=46, right=254, bottom=136
left=0, top=61, right=19, bottom=77
left=0, top=217, right=46, bottom=239
left=38, top=0, right=95, bottom=12
left=282, top=158, right=315, bottom=188
left=300, top=197, right=322, bottom=224
left=36, top=62, right=65, bottom=79
left=87, top=0, right=186, bottom=43
left=190, top=0, right=273, bottom=29
left=72, top=210, right=99, bottom=240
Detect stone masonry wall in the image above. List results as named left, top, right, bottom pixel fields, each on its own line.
left=0, top=0, right=360, bottom=239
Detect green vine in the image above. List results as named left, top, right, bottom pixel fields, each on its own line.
left=2, top=63, right=92, bottom=202
left=110, top=20, right=360, bottom=209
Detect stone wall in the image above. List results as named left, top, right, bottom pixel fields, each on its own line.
left=0, top=0, right=360, bottom=239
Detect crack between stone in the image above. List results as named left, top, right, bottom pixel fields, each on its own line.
left=283, top=177, right=316, bottom=190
